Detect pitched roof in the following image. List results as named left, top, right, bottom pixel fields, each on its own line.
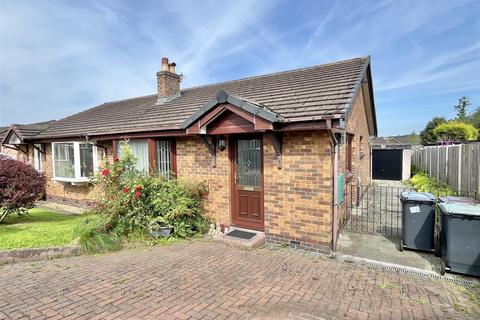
left=0, top=127, right=8, bottom=140
left=371, top=136, right=411, bottom=150
left=1, top=121, right=55, bottom=144
left=33, top=56, right=373, bottom=139
left=371, top=137, right=402, bottom=145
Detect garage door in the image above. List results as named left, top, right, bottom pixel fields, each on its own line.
left=372, top=149, right=403, bottom=180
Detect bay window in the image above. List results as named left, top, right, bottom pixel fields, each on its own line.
left=52, top=142, right=97, bottom=182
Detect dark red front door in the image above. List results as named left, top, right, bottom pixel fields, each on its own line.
left=231, top=137, right=264, bottom=231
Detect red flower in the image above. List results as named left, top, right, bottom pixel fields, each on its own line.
left=123, top=187, right=130, bottom=193
left=134, top=191, right=141, bottom=198
left=135, top=185, right=142, bottom=191
left=101, top=169, right=110, bottom=176
left=113, top=157, right=119, bottom=162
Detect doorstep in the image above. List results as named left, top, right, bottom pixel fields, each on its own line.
left=213, top=227, right=265, bottom=249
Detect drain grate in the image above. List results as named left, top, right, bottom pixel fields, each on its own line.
left=226, top=229, right=256, bottom=240
left=352, top=259, right=479, bottom=286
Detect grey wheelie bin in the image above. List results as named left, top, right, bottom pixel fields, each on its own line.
left=438, top=196, right=479, bottom=204
left=399, top=192, right=436, bottom=252
left=435, top=196, right=478, bottom=256
left=438, top=203, right=480, bottom=276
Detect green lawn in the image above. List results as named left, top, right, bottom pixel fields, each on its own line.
left=0, top=209, right=88, bottom=250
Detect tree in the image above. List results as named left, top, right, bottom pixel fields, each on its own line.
left=454, top=96, right=471, bottom=121
left=467, top=106, right=480, bottom=129
left=433, top=121, right=478, bottom=142
left=0, top=156, right=46, bottom=222
left=420, top=117, right=447, bottom=145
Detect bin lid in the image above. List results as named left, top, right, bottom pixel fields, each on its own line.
left=400, top=191, right=436, bottom=203
left=438, top=196, right=479, bottom=204
left=438, top=203, right=480, bottom=217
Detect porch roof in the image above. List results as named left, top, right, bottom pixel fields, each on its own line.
left=1, top=121, right=56, bottom=145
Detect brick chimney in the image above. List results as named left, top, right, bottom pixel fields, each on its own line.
left=156, top=57, right=181, bottom=104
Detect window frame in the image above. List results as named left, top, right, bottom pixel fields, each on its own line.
left=114, top=139, right=151, bottom=173
left=346, top=133, right=354, bottom=173
left=51, top=142, right=98, bottom=183
left=113, top=138, right=177, bottom=177
left=33, top=144, right=42, bottom=171
left=155, top=138, right=177, bottom=178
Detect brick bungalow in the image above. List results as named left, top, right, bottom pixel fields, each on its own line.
left=1, top=56, right=377, bottom=252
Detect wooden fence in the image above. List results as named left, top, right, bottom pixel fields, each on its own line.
left=411, top=142, right=480, bottom=194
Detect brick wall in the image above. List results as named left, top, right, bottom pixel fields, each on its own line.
left=345, top=89, right=372, bottom=186
left=176, top=136, right=231, bottom=224
left=156, top=71, right=181, bottom=101
left=175, top=133, right=334, bottom=252
left=337, top=88, right=373, bottom=228
left=264, top=131, right=333, bottom=252
left=0, top=145, right=26, bottom=161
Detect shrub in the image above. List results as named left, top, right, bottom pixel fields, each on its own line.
left=75, top=215, right=122, bottom=253
left=0, top=157, right=46, bottom=223
left=433, top=121, right=478, bottom=142
left=409, top=172, right=455, bottom=196
left=91, top=141, right=209, bottom=240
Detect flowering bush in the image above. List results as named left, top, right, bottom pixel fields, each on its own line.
left=92, top=141, right=209, bottom=238
left=0, top=156, right=46, bottom=222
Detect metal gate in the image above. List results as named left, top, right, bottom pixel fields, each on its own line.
left=342, top=183, right=413, bottom=238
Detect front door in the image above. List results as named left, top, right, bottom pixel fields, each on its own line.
left=231, top=137, right=264, bottom=230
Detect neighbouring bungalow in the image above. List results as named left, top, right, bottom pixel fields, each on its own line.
left=1, top=56, right=377, bottom=252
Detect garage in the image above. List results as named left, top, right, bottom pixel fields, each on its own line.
left=371, top=137, right=411, bottom=181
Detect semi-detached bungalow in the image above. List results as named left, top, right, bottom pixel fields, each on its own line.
left=1, top=56, right=377, bottom=252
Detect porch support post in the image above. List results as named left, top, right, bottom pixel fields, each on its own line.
left=200, top=135, right=216, bottom=167
left=267, top=132, right=282, bottom=169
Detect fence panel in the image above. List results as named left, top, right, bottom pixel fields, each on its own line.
left=412, top=142, right=480, bottom=194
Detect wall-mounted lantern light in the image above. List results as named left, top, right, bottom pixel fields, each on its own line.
left=218, top=136, right=226, bottom=151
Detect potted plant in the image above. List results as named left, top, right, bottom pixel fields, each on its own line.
left=148, top=216, right=173, bottom=238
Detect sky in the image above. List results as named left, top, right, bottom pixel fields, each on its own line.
left=0, top=0, right=479, bottom=136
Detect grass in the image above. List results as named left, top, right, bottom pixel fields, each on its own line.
left=0, top=209, right=88, bottom=250
left=75, top=216, right=122, bottom=254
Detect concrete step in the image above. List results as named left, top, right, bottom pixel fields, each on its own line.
left=213, top=227, right=265, bottom=249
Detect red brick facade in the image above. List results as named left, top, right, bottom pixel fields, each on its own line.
left=4, top=84, right=372, bottom=253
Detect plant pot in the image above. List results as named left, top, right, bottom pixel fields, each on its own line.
left=150, top=226, right=173, bottom=238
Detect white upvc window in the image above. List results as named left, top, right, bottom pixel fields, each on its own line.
left=33, top=144, right=42, bottom=171
left=52, top=142, right=97, bottom=183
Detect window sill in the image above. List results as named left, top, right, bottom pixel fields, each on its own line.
left=53, top=178, right=91, bottom=185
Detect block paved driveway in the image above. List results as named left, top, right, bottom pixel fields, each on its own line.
left=1, top=240, right=479, bottom=320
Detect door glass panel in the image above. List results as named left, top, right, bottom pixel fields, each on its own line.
left=237, top=139, right=261, bottom=187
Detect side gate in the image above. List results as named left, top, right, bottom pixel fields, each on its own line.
left=341, top=183, right=413, bottom=239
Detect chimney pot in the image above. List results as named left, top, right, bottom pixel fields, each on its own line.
left=161, top=57, right=169, bottom=71
left=169, top=62, right=176, bottom=74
